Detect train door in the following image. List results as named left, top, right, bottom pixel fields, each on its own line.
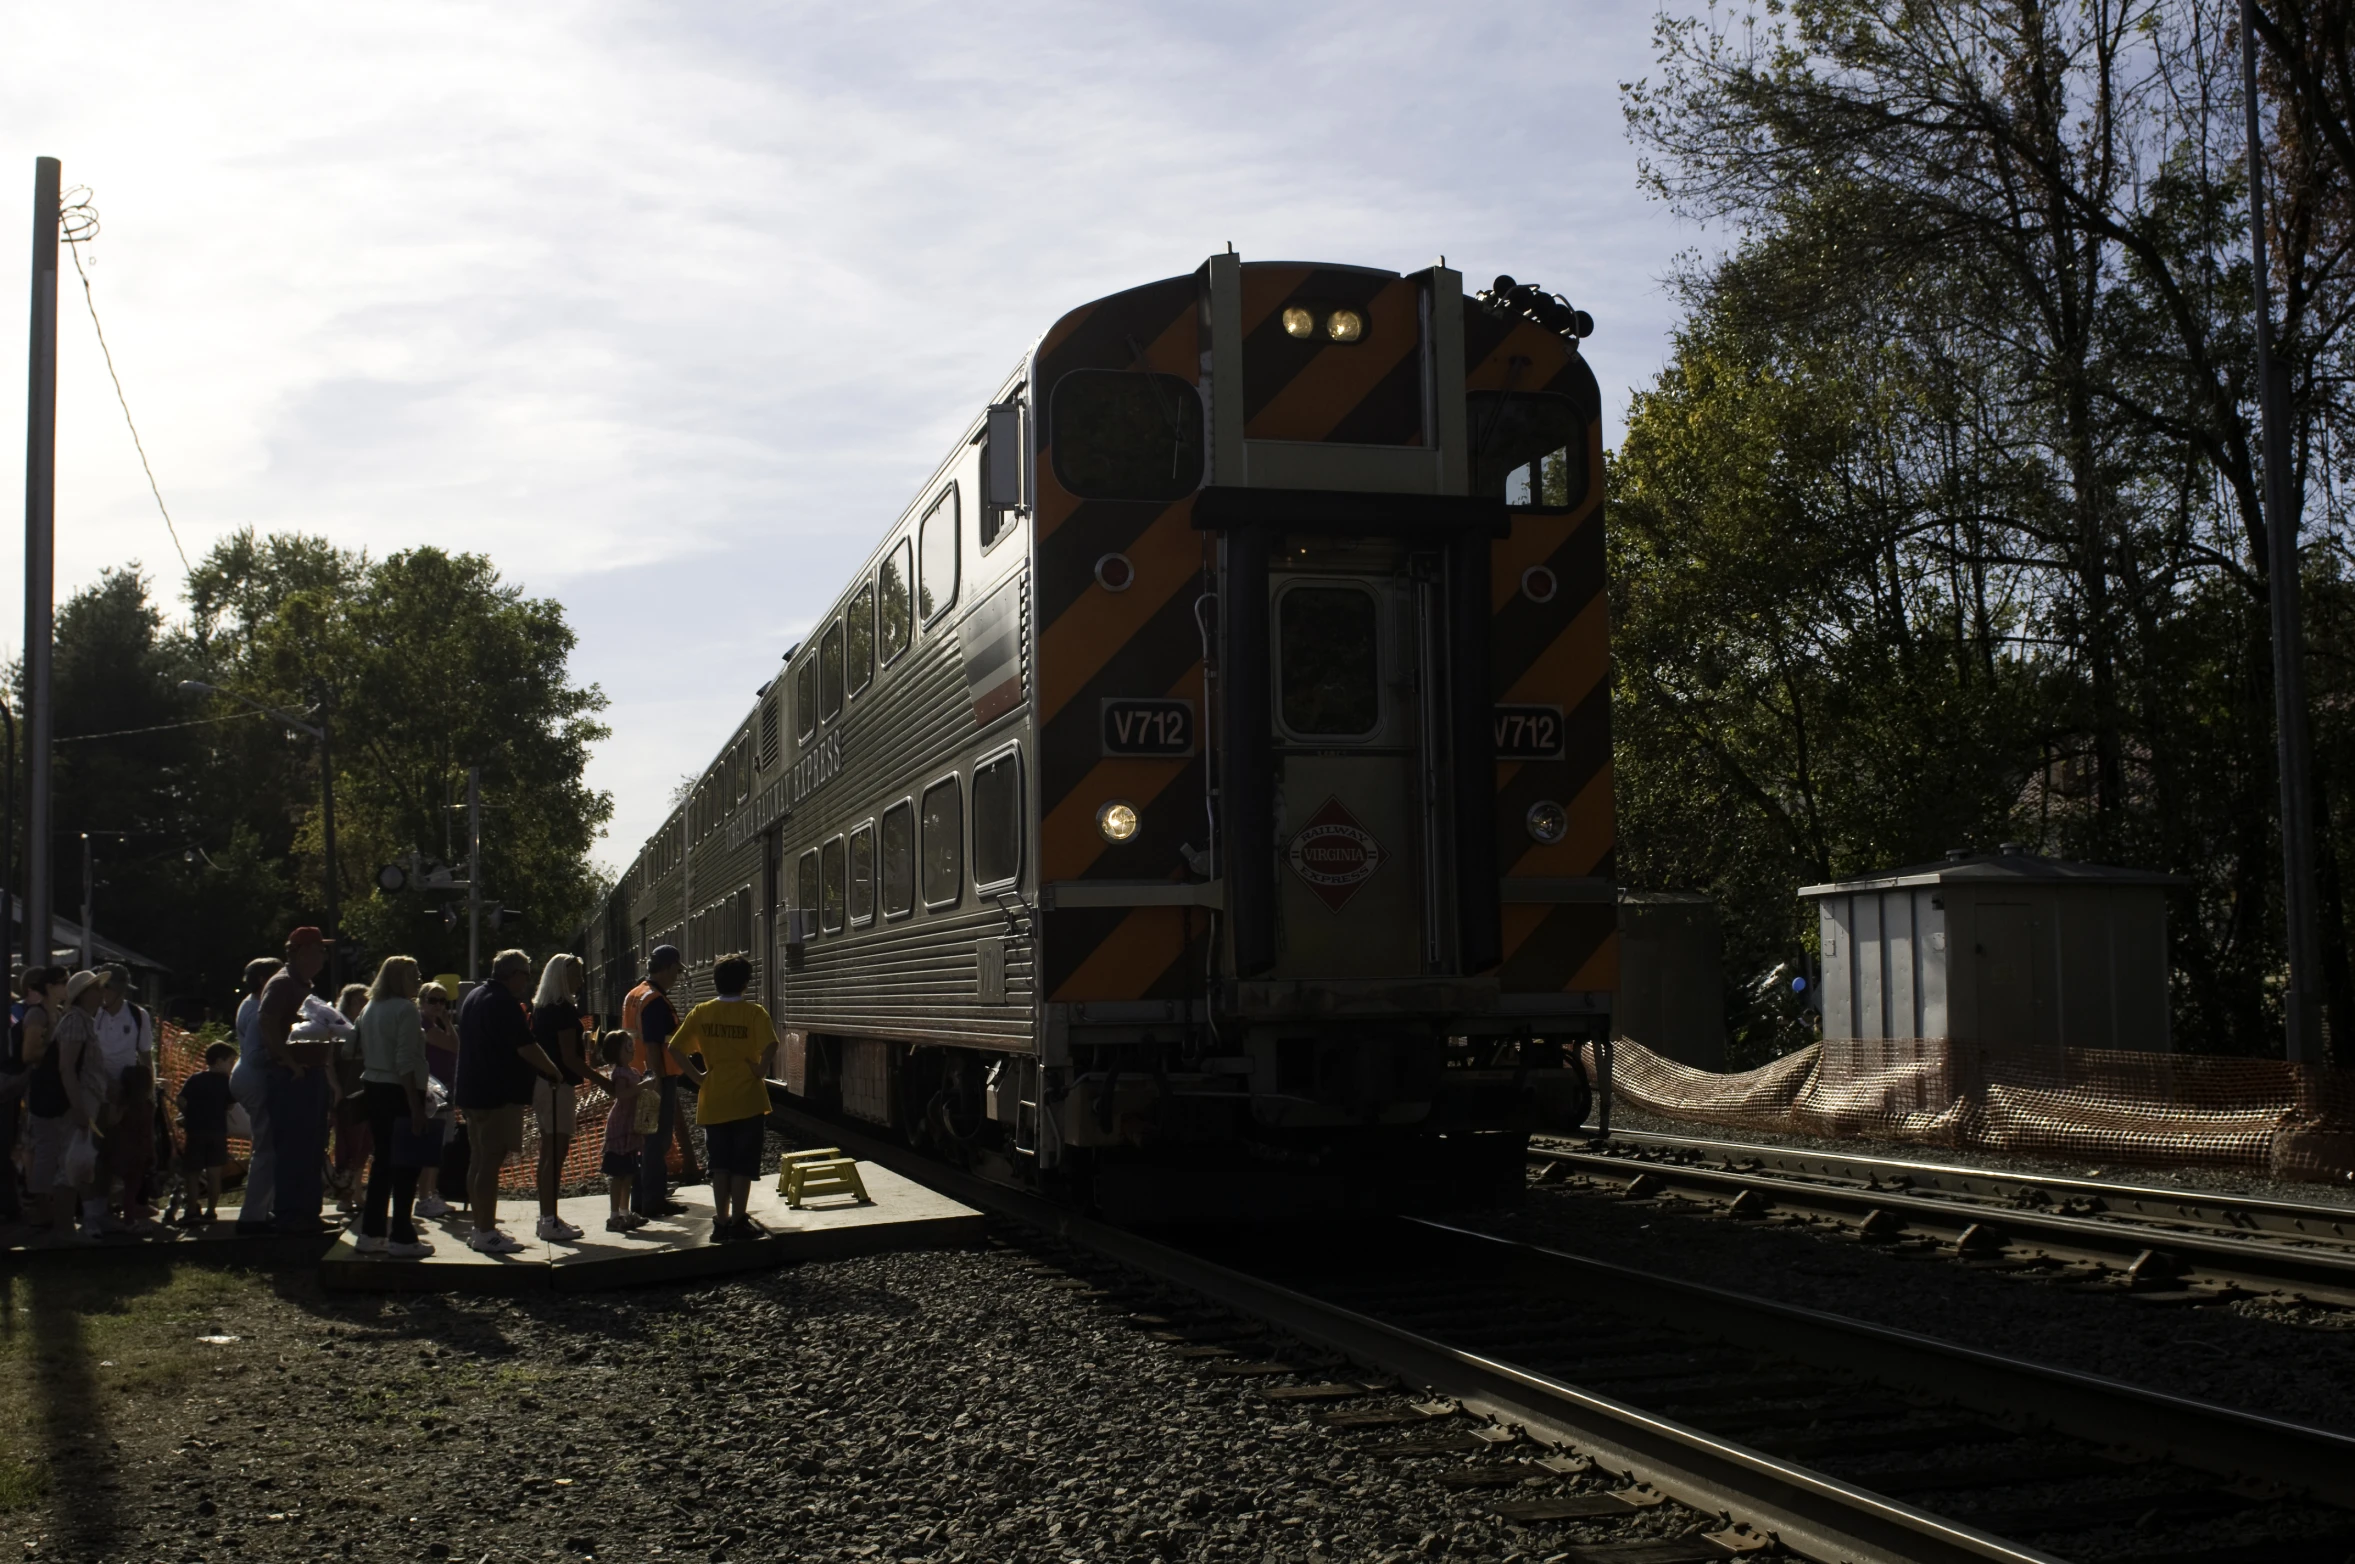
left=1266, top=546, right=1433, bottom=978
left=762, top=828, right=784, bottom=1009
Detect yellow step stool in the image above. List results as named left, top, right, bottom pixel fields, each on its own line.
left=778, top=1149, right=870, bottom=1207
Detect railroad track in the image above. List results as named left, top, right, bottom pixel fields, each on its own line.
left=769, top=1101, right=2355, bottom=1564
left=1532, top=1131, right=2355, bottom=1308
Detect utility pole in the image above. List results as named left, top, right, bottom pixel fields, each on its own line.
left=78, top=831, right=89, bottom=969
left=317, top=689, right=339, bottom=989
left=2243, top=0, right=2325, bottom=1063
left=23, top=158, right=58, bottom=975
left=467, top=766, right=482, bottom=982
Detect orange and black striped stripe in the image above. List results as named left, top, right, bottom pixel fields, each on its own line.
left=1237, top=266, right=1425, bottom=445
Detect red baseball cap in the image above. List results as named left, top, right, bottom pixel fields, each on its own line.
left=287, top=926, right=334, bottom=949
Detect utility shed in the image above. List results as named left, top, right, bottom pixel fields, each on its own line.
left=1616, top=891, right=1724, bottom=1070
left=1798, top=849, right=2181, bottom=1053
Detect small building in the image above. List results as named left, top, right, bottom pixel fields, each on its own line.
left=1799, top=848, right=2180, bottom=1053
left=1616, top=891, right=1725, bottom=1070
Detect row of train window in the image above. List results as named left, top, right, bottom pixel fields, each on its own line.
left=686, top=887, right=754, bottom=968
left=792, top=484, right=963, bottom=744
left=794, top=748, right=1021, bottom=936
left=688, top=729, right=755, bottom=846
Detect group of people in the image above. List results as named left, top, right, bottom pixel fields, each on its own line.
left=0, top=926, right=784, bottom=1252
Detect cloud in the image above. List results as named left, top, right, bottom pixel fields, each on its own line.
left=0, top=0, right=1697, bottom=868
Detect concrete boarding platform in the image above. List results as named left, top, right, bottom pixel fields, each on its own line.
left=318, top=1159, right=981, bottom=1292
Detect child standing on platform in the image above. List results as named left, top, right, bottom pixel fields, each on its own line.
left=599, top=1032, right=649, bottom=1232
left=177, top=1042, right=238, bottom=1224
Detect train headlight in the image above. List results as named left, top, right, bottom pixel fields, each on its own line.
left=1281, top=307, right=1315, bottom=339
left=1097, top=801, right=1140, bottom=843
left=1326, top=308, right=1364, bottom=342
left=1525, top=800, right=1568, bottom=845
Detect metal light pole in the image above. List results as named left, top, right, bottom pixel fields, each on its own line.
left=2242, top=0, right=2325, bottom=1063
left=78, top=831, right=90, bottom=970
left=23, top=159, right=58, bottom=976
left=179, top=679, right=339, bottom=979
left=467, top=766, right=482, bottom=983
left=1, top=700, right=16, bottom=978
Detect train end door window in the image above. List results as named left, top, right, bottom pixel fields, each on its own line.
left=1467, top=391, right=1588, bottom=511
left=819, top=621, right=846, bottom=721
left=848, top=822, right=876, bottom=926
left=972, top=748, right=1023, bottom=889
left=880, top=800, right=915, bottom=918
left=1277, top=585, right=1382, bottom=738
left=879, top=539, right=914, bottom=664
left=795, top=851, right=820, bottom=936
left=795, top=656, right=817, bottom=742
left=920, top=776, right=963, bottom=909
left=820, top=836, right=847, bottom=934
left=919, top=486, right=959, bottom=623
left=846, top=583, right=875, bottom=699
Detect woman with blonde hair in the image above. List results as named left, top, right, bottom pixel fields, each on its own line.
left=355, top=955, right=433, bottom=1256
left=527, top=954, right=600, bottom=1243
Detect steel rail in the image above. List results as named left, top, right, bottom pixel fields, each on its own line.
left=1533, top=1137, right=2355, bottom=1304
left=766, top=1100, right=2352, bottom=1561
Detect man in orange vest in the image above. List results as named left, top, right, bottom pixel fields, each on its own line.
left=623, top=945, right=701, bottom=1217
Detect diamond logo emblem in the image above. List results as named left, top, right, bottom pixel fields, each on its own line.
left=1285, top=795, right=1387, bottom=912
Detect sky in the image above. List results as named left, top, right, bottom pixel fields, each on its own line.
left=0, top=1, right=1705, bottom=877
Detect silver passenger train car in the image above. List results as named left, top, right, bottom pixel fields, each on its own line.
left=581, top=253, right=1616, bottom=1216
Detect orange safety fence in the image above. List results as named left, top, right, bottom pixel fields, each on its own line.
left=1587, top=1036, right=2355, bottom=1184
left=156, top=1023, right=698, bottom=1201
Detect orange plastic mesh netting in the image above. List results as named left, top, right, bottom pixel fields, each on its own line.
left=155, top=1023, right=693, bottom=1198
left=1589, top=1035, right=2355, bottom=1184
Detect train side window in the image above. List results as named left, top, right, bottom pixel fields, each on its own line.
left=919, top=486, right=958, bottom=624
left=971, top=749, right=1022, bottom=889
left=1278, top=585, right=1381, bottom=737
left=1049, top=370, right=1203, bottom=501
left=795, top=656, right=817, bottom=742
left=848, top=822, right=875, bottom=926
left=1467, top=391, right=1587, bottom=512
left=820, top=836, right=847, bottom=934
left=796, top=851, right=820, bottom=934
left=820, top=621, right=845, bottom=720
left=920, top=776, right=962, bottom=909
left=846, top=583, right=875, bottom=699
left=879, top=539, right=914, bottom=664
left=880, top=800, right=915, bottom=918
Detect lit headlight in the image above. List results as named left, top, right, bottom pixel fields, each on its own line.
left=1097, top=801, right=1140, bottom=843
left=1281, top=307, right=1315, bottom=339
left=1326, top=309, right=1364, bottom=342
left=1525, top=800, right=1568, bottom=844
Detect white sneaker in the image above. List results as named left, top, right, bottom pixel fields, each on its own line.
left=414, top=1195, right=451, bottom=1218
left=386, top=1238, right=434, bottom=1259
left=353, top=1233, right=387, bottom=1254
left=535, top=1216, right=583, bottom=1243
left=468, top=1230, right=525, bottom=1254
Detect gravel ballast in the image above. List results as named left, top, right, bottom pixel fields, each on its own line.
left=0, top=1238, right=1742, bottom=1564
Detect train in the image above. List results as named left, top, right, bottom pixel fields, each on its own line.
left=578, top=251, right=1615, bottom=1218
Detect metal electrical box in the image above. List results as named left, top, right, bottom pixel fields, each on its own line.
left=1616, top=891, right=1724, bottom=1069
left=1800, top=848, right=2181, bottom=1053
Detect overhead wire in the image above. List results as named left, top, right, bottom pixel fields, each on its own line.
left=53, top=710, right=267, bottom=744
left=59, top=186, right=193, bottom=579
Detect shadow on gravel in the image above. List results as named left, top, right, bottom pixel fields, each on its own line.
left=11, top=1265, right=166, bottom=1559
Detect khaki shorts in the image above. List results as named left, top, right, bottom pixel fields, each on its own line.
left=532, top=1077, right=578, bottom=1138
left=465, top=1103, right=525, bottom=1169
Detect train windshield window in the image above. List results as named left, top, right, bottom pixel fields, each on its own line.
left=796, top=851, right=819, bottom=934
left=921, top=777, right=962, bottom=908
left=879, top=539, right=914, bottom=663
left=848, top=823, right=875, bottom=924
left=846, top=584, right=875, bottom=699
left=1279, top=586, right=1381, bottom=737
left=920, top=487, right=958, bottom=623
left=1049, top=371, right=1202, bottom=501
left=819, top=622, right=845, bottom=720
left=1467, top=391, right=1587, bottom=511
left=820, top=837, right=847, bottom=933
left=795, top=657, right=816, bottom=742
left=880, top=800, right=915, bottom=917
left=972, top=751, right=1022, bottom=888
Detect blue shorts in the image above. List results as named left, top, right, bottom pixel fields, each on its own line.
left=702, top=1118, right=764, bottom=1179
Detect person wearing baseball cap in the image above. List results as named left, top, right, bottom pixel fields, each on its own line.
left=253, top=926, right=337, bottom=1235
left=622, top=944, right=698, bottom=1218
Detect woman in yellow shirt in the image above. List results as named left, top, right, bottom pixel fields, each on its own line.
left=664, top=953, right=778, bottom=1241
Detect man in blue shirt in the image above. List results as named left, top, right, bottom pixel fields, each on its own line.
left=454, top=949, right=559, bottom=1253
